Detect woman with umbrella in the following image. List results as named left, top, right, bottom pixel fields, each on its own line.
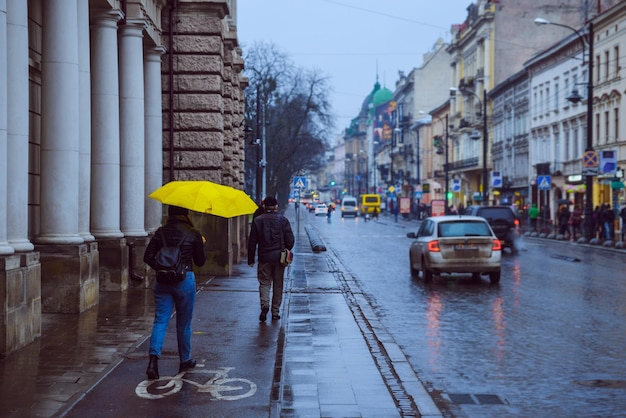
left=143, top=205, right=207, bottom=380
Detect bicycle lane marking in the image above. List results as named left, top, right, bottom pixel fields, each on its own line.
left=135, top=366, right=257, bottom=400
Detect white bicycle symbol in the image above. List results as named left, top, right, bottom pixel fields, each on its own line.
left=135, top=366, right=257, bottom=400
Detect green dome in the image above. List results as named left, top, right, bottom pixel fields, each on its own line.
left=372, top=86, right=393, bottom=107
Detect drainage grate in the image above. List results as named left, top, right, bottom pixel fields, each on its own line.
left=550, top=254, right=581, bottom=262
left=474, top=394, right=507, bottom=405
left=447, top=393, right=507, bottom=405
left=576, top=379, right=626, bottom=388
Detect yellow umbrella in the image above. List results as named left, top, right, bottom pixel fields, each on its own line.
left=148, top=180, right=259, bottom=218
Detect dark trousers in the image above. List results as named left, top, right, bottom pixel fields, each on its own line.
left=257, top=261, right=285, bottom=316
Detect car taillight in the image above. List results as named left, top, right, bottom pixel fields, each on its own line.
left=428, top=240, right=441, bottom=252
left=492, top=239, right=502, bottom=251
left=513, top=219, right=520, bottom=228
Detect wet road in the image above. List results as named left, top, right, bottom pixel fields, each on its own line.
left=308, top=210, right=626, bottom=417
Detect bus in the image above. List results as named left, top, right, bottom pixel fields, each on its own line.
left=359, top=194, right=381, bottom=216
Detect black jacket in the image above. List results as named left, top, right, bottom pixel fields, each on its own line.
left=248, top=211, right=295, bottom=264
left=144, top=216, right=207, bottom=272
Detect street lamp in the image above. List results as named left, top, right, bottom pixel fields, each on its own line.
left=450, top=87, right=489, bottom=205
left=535, top=17, right=595, bottom=241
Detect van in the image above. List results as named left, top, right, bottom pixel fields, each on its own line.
left=340, top=196, right=358, bottom=218
left=359, top=194, right=381, bottom=216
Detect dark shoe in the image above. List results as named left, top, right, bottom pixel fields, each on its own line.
left=259, top=307, right=269, bottom=321
left=272, top=314, right=281, bottom=320
left=179, top=358, right=197, bottom=373
left=146, top=354, right=159, bottom=380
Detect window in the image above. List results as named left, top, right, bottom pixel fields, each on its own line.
left=438, top=221, right=491, bottom=237
left=554, top=82, right=559, bottom=110
left=615, top=108, right=619, bottom=142
left=572, top=125, right=579, bottom=158
left=554, top=131, right=560, bottom=169
left=605, top=50, right=610, bottom=81
left=605, top=111, right=610, bottom=144
left=615, top=45, right=620, bottom=78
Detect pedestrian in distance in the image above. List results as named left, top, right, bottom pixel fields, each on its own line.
left=248, top=196, right=295, bottom=322
left=528, top=203, right=539, bottom=232
left=601, top=203, right=616, bottom=241
left=143, top=205, right=207, bottom=380
left=593, top=205, right=602, bottom=239
left=620, top=204, right=626, bottom=242
left=557, top=204, right=571, bottom=238
left=391, top=200, right=399, bottom=222
left=569, top=205, right=583, bottom=241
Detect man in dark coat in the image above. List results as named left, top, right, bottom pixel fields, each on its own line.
left=248, top=196, right=295, bottom=321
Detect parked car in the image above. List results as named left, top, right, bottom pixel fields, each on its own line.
left=314, top=203, right=328, bottom=216
left=406, top=215, right=502, bottom=284
left=463, top=205, right=520, bottom=251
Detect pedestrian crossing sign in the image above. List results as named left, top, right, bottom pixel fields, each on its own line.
left=293, top=176, right=306, bottom=189
left=537, top=175, right=551, bottom=190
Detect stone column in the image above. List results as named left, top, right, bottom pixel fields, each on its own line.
left=77, top=0, right=94, bottom=242
left=118, top=21, right=147, bottom=238
left=90, top=10, right=123, bottom=239
left=1, top=0, right=41, bottom=358
left=0, top=0, right=13, bottom=255
left=6, top=0, right=32, bottom=252
left=37, top=0, right=82, bottom=245
left=36, top=0, right=100, bottom=314
left=144, top=46, right=165, bottom=234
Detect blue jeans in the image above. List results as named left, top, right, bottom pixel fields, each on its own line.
left=604, top=222, right=612, bottom=240
left=149, top=271, right=196, bottom=363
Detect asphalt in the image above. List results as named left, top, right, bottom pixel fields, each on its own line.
left=0, top=206, right=441, bottom=418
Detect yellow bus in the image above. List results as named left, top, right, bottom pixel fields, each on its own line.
left=359, top=194, right=381, bottom=216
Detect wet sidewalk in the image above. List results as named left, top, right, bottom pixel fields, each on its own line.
left=0, top=206, right=438, bottom=418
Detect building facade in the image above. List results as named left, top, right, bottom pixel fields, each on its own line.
left=0, top=0, right=246, bottom=357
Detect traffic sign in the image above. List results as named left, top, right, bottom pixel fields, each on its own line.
left=582, top=167, right=598, bottom=176
left=537, top=175, right=551, bottom=190
left=293, top=176, right=306, bottom=189
left=582, top=150, right=599, bottom=168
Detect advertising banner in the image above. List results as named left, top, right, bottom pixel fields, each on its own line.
left=400, top=197, right=411, bottom=214
left=431, top=199, right=446, bottom=216
left=373, top=100, right=397, bottom=152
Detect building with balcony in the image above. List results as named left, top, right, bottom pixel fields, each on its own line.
left=447, top=0, right=590, bottom=206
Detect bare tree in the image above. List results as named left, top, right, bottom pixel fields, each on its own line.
left=243, top=42, right=333, bottom=209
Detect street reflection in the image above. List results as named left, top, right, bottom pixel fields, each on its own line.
left=425, top=291, right=442, bottom=370
left=512, top=258, right=522, bottom=308
left=491, top=296, right=505, bottom=365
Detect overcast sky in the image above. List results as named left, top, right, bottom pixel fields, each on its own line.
left=237, top=0, right=472, bottom=139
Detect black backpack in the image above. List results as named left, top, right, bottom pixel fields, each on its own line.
left=154, top=229, right=191, bottom=284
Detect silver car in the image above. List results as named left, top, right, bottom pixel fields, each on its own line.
left=407, top=215, right=502, bottom=284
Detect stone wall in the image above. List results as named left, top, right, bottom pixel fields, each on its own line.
left=0, top=253, right=41, bottom=357
left=160, top=1, right=250, bottom=275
